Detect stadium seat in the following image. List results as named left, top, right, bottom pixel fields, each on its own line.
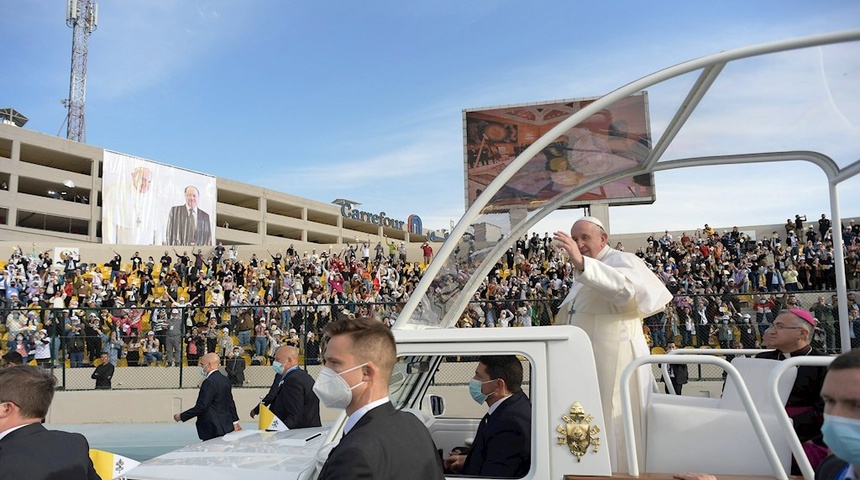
left=644, top=357, right=797, bottom=476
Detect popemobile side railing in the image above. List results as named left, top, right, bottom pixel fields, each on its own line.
left=654, top=350, right=835, bottom=480
left=661, top=348, right=770, bottom=395
left=768, top=356, right=835, bottom=480
left=621, top=354, right=788, bottom=480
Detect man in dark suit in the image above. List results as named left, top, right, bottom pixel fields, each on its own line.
left=250, top=345, right=320, bottom=429
left=757, top=309, right=828, bottom=473
left=0, top=366, right=100, bottom=479
left=661, top=342, right=688, bottom=395
left=165, top=186, right=212, bottom=246
left=174, top=352, right=241, bottom=441
left=316, top=318, right=444, bottom=480
left=444, top=355, right=531, bottom=478
left=91, top=352, right=115, bottom=390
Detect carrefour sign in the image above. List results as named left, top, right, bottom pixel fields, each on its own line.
left=335, top=200, right=422, bottom=235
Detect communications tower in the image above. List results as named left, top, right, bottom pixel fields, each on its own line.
left=64, top=0, right=98, bottom=143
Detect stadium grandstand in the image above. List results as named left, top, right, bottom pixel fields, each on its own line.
left=0, top=121, right=859, bottom=424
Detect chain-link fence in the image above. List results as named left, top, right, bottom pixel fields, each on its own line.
left=0, top=289, right=850, bottom=390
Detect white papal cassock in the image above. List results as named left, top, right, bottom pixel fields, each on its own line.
left=557, top=245, right=672, bottom=474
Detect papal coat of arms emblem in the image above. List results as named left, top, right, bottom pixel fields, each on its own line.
left=556, top=401, right=601, bottom=462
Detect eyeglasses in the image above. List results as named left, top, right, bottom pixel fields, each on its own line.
left=766, top=323, right=805, bottom=331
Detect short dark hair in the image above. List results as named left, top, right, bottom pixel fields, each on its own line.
left=2, top=351, right=23, bottom=366
left=479, top=355, right=523, bottom=394
left=0, top=366, right=56, bottom=419
left=828, top=349, right=860, bottom=371
left=323, top=317, right=396, bottom=377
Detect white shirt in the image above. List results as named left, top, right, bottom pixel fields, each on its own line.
left=487, top=394, right=512, bottom=416
left=343, top=396, right=390, bottom=435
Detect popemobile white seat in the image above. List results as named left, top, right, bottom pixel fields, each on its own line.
left=644, top=356, right=798, bottom=477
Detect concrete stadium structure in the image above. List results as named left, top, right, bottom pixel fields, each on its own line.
left=0, top=123, right=435, bottom=260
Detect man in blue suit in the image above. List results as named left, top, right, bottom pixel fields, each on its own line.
left=445, top=355, right=532, bottom=478
left=174, top=352, right=240, bottom=440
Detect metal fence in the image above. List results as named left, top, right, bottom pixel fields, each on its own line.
left=0, top=289, right=849, bottom=390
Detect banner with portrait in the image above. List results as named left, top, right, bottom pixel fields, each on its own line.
left=101, top=151, right=217, bottom=246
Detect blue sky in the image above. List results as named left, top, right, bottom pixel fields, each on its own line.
left=3, top=1, right=859, bottom=236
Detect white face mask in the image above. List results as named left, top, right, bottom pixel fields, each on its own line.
left=312, top=363, right=367, bottom=410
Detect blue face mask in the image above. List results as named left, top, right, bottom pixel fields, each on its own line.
left=199, top=366, right=207, bottom=377
left=822, top=414, right=860, bottom=465
left=468, top=378, right=496, bottom=404
left=272, top=361, right=284, bottom=375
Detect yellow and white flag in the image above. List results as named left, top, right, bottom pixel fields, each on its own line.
left=258, top=403, right=289, bottom=431
left=89, top=449, right=140, bottom=480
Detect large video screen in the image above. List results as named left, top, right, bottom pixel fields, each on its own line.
left=102, top=151, right=217, bottom=246
left=463, top=93, right=655, bottom=212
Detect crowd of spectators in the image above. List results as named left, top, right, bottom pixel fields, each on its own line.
left=0, top=239, right=428, bottom=370
left=635, top=216, right=860, bottom=352
left=459, top=215, right=860, bottom=352
left=1, top=214, right=859, bottom=373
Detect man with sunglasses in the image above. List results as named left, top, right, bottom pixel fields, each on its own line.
left=756, top=309, right=828, bottom=471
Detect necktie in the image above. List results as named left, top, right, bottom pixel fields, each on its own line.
left=187, top=209, right=197, bottom=244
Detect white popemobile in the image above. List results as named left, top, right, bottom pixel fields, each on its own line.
left=126, top=30, right=860, bottom=480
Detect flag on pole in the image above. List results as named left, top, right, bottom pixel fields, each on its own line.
left=89, top=449, right=140, bottom=479
left=258, top=403, right=289, bottom=431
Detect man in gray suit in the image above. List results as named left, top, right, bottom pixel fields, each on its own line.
left=165, top=186, right=212, bottom=246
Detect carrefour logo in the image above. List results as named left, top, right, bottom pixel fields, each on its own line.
left=407, top=215, right=422, bottom=235
left=334, top=199, right=421, bottom=234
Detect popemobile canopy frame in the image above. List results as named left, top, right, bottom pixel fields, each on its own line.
left=395, top=29, right=860, bottom=355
